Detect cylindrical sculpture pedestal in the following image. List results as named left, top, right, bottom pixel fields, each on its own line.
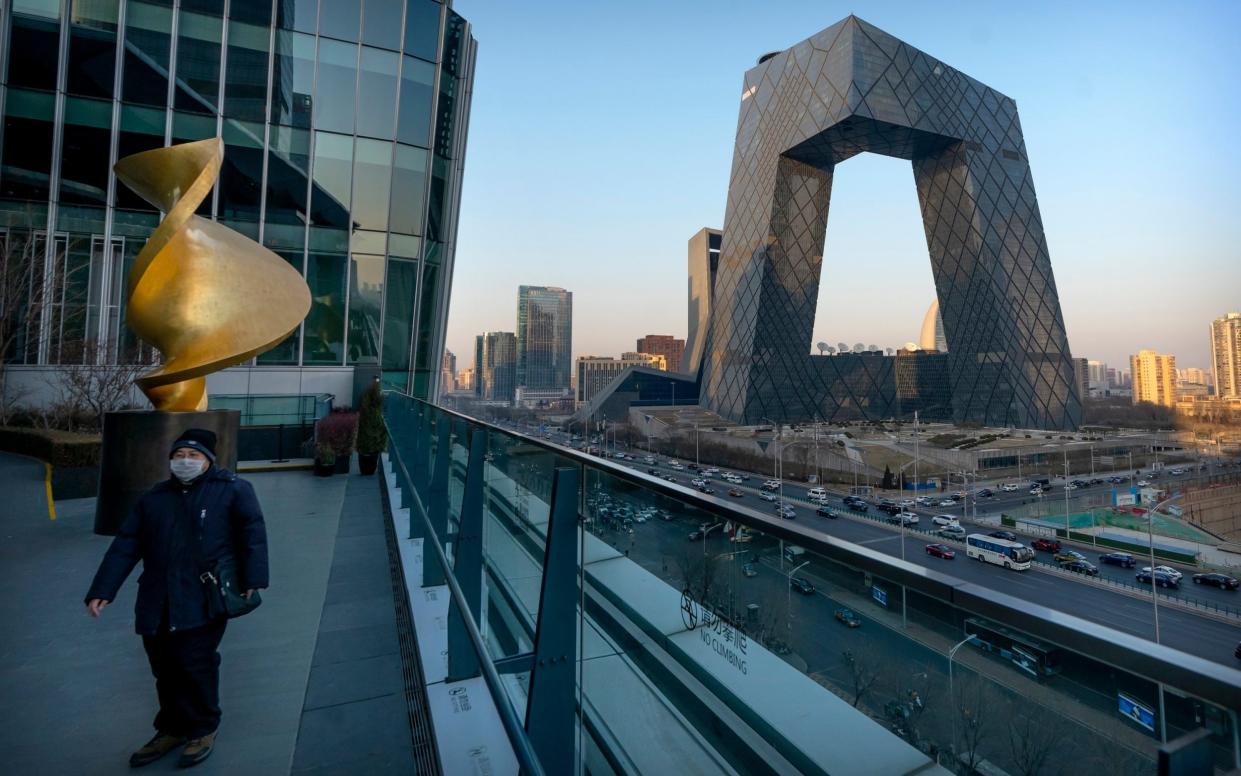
left=94, top=409, right=240, bottom=535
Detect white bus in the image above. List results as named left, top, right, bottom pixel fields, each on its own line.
left=965, top=534, right=1034, bottom=570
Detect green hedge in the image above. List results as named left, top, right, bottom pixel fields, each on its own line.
left=1000, top=513, right=1195, bottom=564
left=0, top=427, right=101, bottom=468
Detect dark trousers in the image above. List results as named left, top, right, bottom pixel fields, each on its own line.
left=141, top=618, right=227, bottom=738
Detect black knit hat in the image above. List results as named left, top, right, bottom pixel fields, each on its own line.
left=170, top=428, right=217, bottom=463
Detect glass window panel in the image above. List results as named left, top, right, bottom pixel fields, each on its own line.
left=172, top=111, right=218, bottom=215
left=7, top=14, right=60, bottom=91
left=1, top=90, right=56, bottom=202
left=180, top=0, right=222, bottom=14
left=310, top=131, right=353, bottom=228
left=382, top=258, right=417, bottom=372
left=115, top=105, right=166, bottom=211
left=308, top=226, right=348, bottom=254
left=351, top=138, right=393, bottom=232
left=313, top=39, right=357, bottom=134
left=351, top=229, right=386, bottom=254
left=264, top=124, right=311, bottom=231
left=413, top=261, right=438, bottom=371
left=427, top=154, right=449, bottom=242
left=229, top=0, right=271, bottom=26
left=389, top=144, right=428, bottom=235
left=59, top=97, right=113, bottom=206
left=388, top=232, right=420, bottom=259
left=347, top=253, right=384, bottom=364
left=319, top=0, right=360, bottom=42
left=270, top=31, right=316, bottom=128
left=277, top=0, right=318, bottom=33
left=396, top=56, right=435, bottom=147
left=224, top=17, right=272, bottom=121
left=257, top=250, right=304, bottom=365
left=218, top=119, right=265, bottom=222
left=174, top=11, right=224, bottom=114
left=403, top=0, right=441, bottom=63
left=304, top=251, right=347, bottom=364
left=13, top=0, right=62, bottom=18
left=362, top=0, right=402, bottom=51
left=356, top=47, right=398, bottom=138
left=122, top=1, right=174, bottom=107
left=66, top=1, right=120, bottom=99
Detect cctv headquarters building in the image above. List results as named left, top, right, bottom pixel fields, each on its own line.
left=0, top=0, right=475, bottom=407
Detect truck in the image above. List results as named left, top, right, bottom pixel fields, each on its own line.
left=783, top=545, right=806, bottom=562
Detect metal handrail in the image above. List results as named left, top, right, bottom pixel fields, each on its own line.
left=384, top=418, right=547, bottom=776
left=400, top=394, right=1241, bottom=713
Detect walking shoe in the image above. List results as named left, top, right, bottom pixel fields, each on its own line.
left=129, top=732, right=186, bottom=768
left=177, top=733, right=215, bottom=768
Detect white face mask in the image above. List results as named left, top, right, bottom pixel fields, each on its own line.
left=170, top=457, right=207, bottom=483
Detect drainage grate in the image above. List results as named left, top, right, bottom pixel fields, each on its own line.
left=381, top=475, right=442, bottom=775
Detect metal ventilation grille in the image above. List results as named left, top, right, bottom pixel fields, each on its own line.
left=381, top=480, right=442, bottom=775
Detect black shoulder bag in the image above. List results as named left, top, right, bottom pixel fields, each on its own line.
left=194, top=504, right=262, bottom=620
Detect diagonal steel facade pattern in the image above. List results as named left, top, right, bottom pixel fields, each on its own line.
left=701, top=16, right=1081, bottom=430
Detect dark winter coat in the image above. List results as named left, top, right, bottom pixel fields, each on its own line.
left=85, top=466, right=269, bottom=635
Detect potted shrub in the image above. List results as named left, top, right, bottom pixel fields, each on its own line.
left=314, top=443, right=336, bottom=477
left=316, top=410, right=357, bottom=474
left=355, top=380, right=387, bottom=476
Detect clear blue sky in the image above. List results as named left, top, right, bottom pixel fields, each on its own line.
left=445, top=0, right=1241, bottom=376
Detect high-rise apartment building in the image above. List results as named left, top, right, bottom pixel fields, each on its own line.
left=0, top=0, right=476, bottom=408
left=575, top=353, right=665, bottom=407
left=440, top=350, right=457, bottom=394
left=477, top=331, right=516, bottom=402
left=457, top=367, right=474, bottom=392
left=516, top=286, right=572, bottom=394
left=1087, top=360, right=1108, bottom=389
left=1106, top=367, right=1118, bottom=388
left=635, top=335, right=684, bottom=373
left=1211, top=313, right=1241, bottom=399
left=1179, top=367, right=1210, bottom=387
left=1072, top=358, right=1089, bottom=401
left=1130, top=350, right=1177, bottom=407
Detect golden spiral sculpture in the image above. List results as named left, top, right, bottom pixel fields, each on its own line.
left=114, top=138, right=312, bottom=412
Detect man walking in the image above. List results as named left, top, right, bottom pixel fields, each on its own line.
left=85, top=429, right=268, bottom=768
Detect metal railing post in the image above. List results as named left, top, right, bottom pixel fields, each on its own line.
left=447, top=425, right=486, bottom=681
left=524, top=466, right=581, bottom=774
left=423, top=415, right=452, bottom=588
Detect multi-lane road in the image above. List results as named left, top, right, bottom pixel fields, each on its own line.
left=503, top=422, right=1241, bottom=667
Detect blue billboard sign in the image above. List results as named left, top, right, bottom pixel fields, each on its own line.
left=1118, top=692, right=1155, bottom=732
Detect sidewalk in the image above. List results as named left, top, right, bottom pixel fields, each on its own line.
left=0, top=452, right=416, bottom=774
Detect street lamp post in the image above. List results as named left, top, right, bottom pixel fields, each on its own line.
left=786, top=559, right=811, bottom=641
left=948, top=634, right=980, bottom=757
left=1145, top=494, right=1182, bottom=645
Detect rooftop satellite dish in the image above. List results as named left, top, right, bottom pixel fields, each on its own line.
left=837, top=342, right=849, bottom=354
left=826, top=346, right=836, bottom=355
left=816, top=341, right=828, bottom=356
left=867, top=344, right=879, bottom=352
left=886, top=348, right=895, bottom=356
left=852, top=343, right=865, bottom=353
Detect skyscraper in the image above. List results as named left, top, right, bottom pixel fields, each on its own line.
left=636, top=335, right=684, bottom=373
left=1130, top=350, right=1177, bottom=407
left=1072, top=358, right=1089, bottom=401
left=1087, top=360, right=1108, bottom=389
left=1210, top=313, right=1241, bottom=399
left=440, top=350, right=457, bottom=394
left=684, top=227, right=721, bottom=377
left=478, top=331, right=516, bottom=402
left=516, top=286, right=572, bottom=394
left=0, top=0, right=476, bottom=408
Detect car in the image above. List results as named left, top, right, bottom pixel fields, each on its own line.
left=977, top=488, right=994, bottom=498
left=759, top=492, right=778, bottom=502
left=1107, top=476, right=1125, bottom=484
left=1170, top=468, right=1186, bottom=476
left=1054, top=549, right=1088, bottom=564
left=892, top=512, right=919, bottom=526
left=808, top=487, right=829, bottom=501
left=834, top=607, right=861, bottom=627
left=878, top=503, right=902, bottom=515
left=1141, top=565, right=1183, bottom=581
left=1062, top=559, right=1100, bottom=576
left=989, top=530, right=1018, bottom=542
left=1099, top=552, right=1136, bottom=568
left=938, top=499, right=957, bottom=507
left=647, top=467, right=658, bottom=475
left=1030, top=538, right=1061, bottom=552
left=1001, top=483, right=1020, bottom=492
left=931, top=515, right=959, bottom=527
left=1137, top=569, right=1180, bottom=588
left=790, top=577, right=816, bottom=595
left=938, top=525, right=966, bottom=539
left=1029, top=487, right=1044, bottom=495
left=760, top=480, right=780, bottom=492
left=1063, top=483, right=1078, bottom=490
left=898, top=499, right=916, bottom=508
left=776, top=505, right=796, bottom=519
left=691, top=478, right=706, bottom=487
left=742, top=563, right=758, bottom=578
left=669, top=462, right=683, bottom=470
left=1136, top=479, right=1151, bottom=487
left=697, top=486, right=715, bottom=495
left=1089, top=478, right=1105, bottom=486
left=728, top=488, right=745, bottom=498
left=687, top=463, right=699, bottom=470
left=816, top=506, right=839, bottom=519
left=705, top=468, right=720, bottom=475
left=1192, top=573, right=1239, bottom=590
left=687, top=531, right=703, bottom=541
left=916, top=496, right=935, bottom=506
left=925, top=543, right=956, bottom=559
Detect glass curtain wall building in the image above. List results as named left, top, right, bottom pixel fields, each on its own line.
left=515, top=285, right=571, bottom=396
left=0, top=0, right=475, bottom=405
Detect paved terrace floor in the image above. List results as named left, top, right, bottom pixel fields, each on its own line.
left=0, top=452, right=419, bottom=775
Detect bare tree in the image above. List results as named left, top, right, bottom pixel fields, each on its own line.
left=1005, top=702, right=1063, bottom=776
left=42, top=339, right=147, bottom=431
left=674, top=545, right=722, bottom=605
left=953, top=674, right=996, bottom=773
left=0, top=228, right=50, bottom=423
left=841, top=649, right=879, bottom=708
